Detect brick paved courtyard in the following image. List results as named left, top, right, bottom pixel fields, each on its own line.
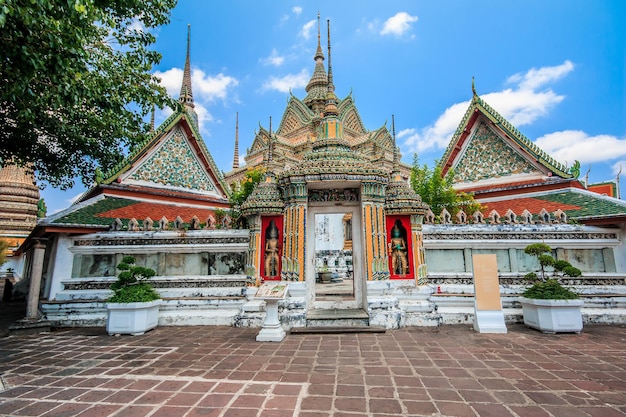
left=0, top=323, right=625, bottom=416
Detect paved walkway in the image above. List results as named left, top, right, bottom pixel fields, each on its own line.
left=0, top=313, right=625, bottom=416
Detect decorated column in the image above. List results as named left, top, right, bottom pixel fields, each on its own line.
left=384, top=116, right=428, bottom=284
left=241, top=172, right=284, bottom=286
left=361, top=181, right=389, bottom=281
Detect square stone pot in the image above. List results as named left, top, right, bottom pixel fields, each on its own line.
left=519, top=297, right=583, bottom=334
left=106, top=300, right=162, bottom=336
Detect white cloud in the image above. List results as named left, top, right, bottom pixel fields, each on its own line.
left=300, top=19, right=316, bottom=40
left=401, top=61, right=573, bottom=155
left=261, top=68, right=310, bottom=93
left=192, top=70, right=238, bottom=101
left=154, top=67, right=183, bottom=96
left=380, top=12, right=418, bottom=37
left=260, top=49, right=285, bottom=67
left=292, top=6, right=302, bottom=16
left=153, top=67, right=237, bottom=136
left=535, top=131, right=626, bottom=165
left=507, top=60, right=574, bottom=90
left=613, top=161, right=626, bottom=174
left=154, top=67, right=238, bottom=102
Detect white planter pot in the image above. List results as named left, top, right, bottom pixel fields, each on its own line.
left=106, top=300, right=162, bottom=336
left=519, top=297, right=583, bottom=334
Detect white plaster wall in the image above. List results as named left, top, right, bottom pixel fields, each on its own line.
left=47, top=235, right=74, bottom=300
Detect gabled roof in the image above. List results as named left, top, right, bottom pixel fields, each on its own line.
left=480, top=187, right=626, bottom=226
left=49, top=196, right=218, bottom=229
left=96, top=108, right=230, bottom=201
left=441, top=93, right=573, bottom=184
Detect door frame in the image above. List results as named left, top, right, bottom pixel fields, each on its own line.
left=306, top=204, right=365, bottom=310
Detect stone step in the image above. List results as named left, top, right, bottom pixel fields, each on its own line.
left=305, top=308, right=370, bottom=328
left=290, top=326, right=386, bottom=334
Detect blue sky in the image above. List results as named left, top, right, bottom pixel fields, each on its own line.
left=42, top=0, right=626, bottom=214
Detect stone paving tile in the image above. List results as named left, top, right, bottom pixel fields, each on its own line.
left=0, top=324, right=625, bottom=416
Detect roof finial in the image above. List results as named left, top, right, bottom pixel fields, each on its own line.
left=472, top=76, right=476, bottom=96
left=267, top=116, right=273, bottom=167
left=232, top=112, right=240, bottom=169
left=179, top=24, right=194, bottom=109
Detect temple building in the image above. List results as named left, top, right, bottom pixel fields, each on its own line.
left=0, top=164, right=41, bottom=260
left=10, top=18, right=626, bottom=330
left=224, top=16, right=410, bottom=190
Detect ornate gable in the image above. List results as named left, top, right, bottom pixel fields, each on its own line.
left=249, top=130, right=269, bottom=154
left=442, top=93, right=573, bottom=187
left=276, top=97, right=314, bottom=136
left=123, top=127, right=219, bottom=194
left=371, top=126, right=394, bottom=150
left=454, top=121, right=537, bottom=183
left=338, top=96, right=366, bottom=134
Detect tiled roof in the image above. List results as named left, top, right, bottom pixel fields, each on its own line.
left=52, top=196, right=217, bottom=227
left=52, top=197, right=138, bottom=226
left=481, top=190, right=626, bottom=220
left=98, top=201, right=216, bottom=223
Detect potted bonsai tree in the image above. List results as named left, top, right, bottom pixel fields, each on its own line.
left=519, top=243, right=584, bottom=333
left=106, top=256, right=162, bottom=335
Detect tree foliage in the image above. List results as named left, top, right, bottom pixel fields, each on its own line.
left=0, top=0, right=178, bottom=189
left=522, top=243, right=581, bottom=300
left=409, top=154, right=482, bottom=220
left=108, top=256, right=160, bottom=303
left=228, top=167, right=265, bottom=228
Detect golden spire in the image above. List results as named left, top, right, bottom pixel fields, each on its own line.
left=179, top=24, right=195, bottom=109
left=232, top=112, right=240, bottom=169
left=324, top=19, right=338, bottom=117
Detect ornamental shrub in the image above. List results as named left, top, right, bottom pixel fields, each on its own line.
left=107, top=256, right=160, bottom=303
left=522, top=243, right=581, bottom=300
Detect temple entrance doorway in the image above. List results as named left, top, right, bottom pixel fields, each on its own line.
left=306, top=205, right=364, bottom=311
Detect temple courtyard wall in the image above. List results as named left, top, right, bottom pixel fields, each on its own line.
left=29, top=223, right=626, bottom=329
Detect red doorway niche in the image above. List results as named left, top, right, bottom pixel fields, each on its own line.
left=260, top=215, right=283, bottom=281
left=386, top=215, right=414, bottom=280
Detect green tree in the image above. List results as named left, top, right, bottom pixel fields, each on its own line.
left=228, top=167, right=265, bottom=228
left=409, top=154, right=482, bottom=220
left=0, top=0, right=178, bottom=189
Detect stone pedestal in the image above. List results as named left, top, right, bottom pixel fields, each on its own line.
left=256, top=298, right=286, bottom=342
left=254, top=283, right=288, bottom=342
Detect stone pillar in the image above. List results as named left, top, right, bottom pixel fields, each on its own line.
left=246, top=215, right=261, bottom=286
left=26, top=241, right=46, bottom=319
left=362, top=181, right=389, bottom=281
left=281, top=203, right=306, bottom=281
left=410, top=214, right=427, bottom=285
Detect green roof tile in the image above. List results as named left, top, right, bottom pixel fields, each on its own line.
left=53, top=197, right=139, bottom=226
left=536, top=191, right=626, bottom=218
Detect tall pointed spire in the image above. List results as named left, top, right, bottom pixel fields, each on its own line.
left=304, top=12, right=328, bottom=114
left=324, top=19, right=338, bottom=117
left=179, top=24, right=195, bottom=109
left=232, top=112, right=240, bottom=169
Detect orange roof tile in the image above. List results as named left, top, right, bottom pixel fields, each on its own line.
left=97, top=201, right=216, bottom=222
left=482, top=197, right=580, bottom=216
